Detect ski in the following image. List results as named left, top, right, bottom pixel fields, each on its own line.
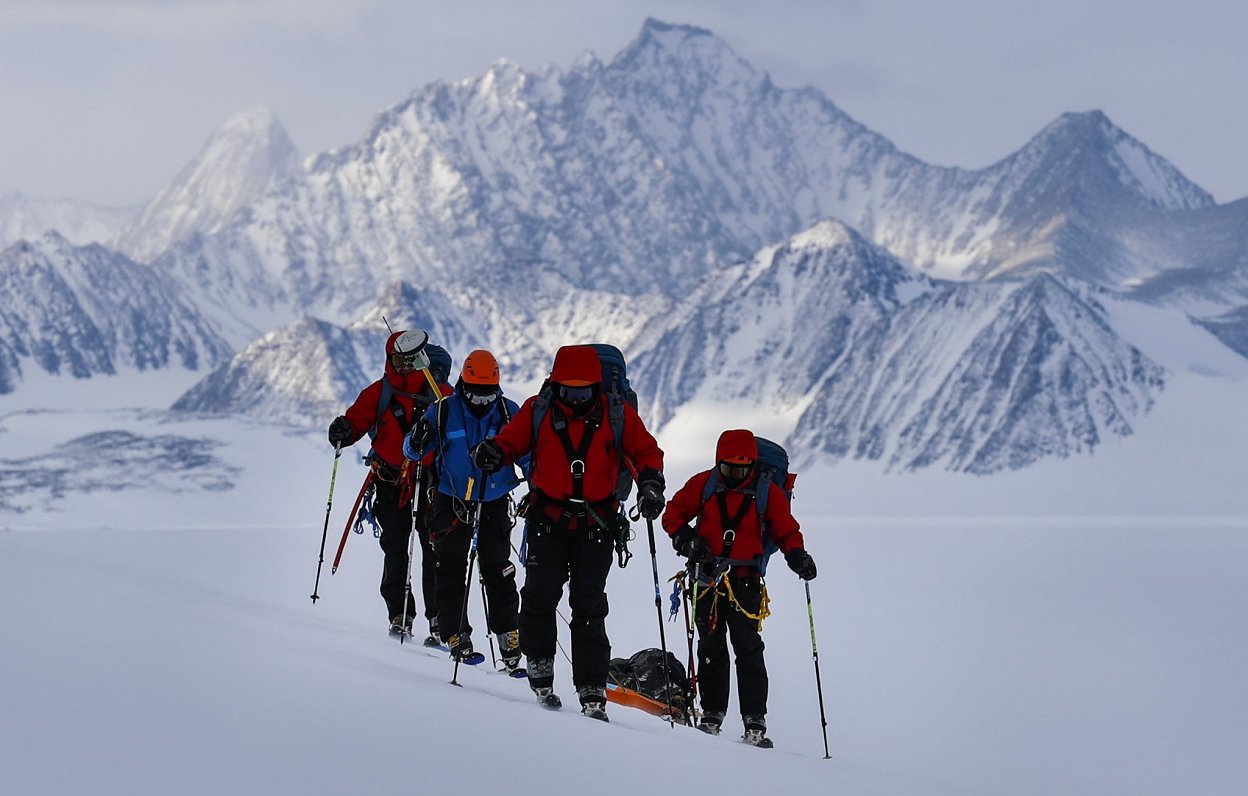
left=504, top=666, right=528, bottom=679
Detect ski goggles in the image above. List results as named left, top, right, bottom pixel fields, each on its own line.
left=390, top=348, right=431, bottom=372
left=557, top=384, right=596, bottom=405
left=717, top=461, right=754, bottom=482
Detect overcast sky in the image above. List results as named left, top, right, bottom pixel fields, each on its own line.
left=2, top=0, right=1246, bottom=207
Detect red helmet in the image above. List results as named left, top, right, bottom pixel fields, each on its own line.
left=715, top=429, right=757, bottom=483
left=549, top=345, right=601, bottom=387
left=716, top=429, right=758, bottom=464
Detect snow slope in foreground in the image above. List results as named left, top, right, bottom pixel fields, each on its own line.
left=3, top=342, right=1248, bottom=794
left=2, top=514, right=1245, bottom=795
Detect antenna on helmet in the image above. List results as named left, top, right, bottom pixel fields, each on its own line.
left=381, top=315, right=395, bottom=334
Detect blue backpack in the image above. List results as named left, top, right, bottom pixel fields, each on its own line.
left=698, top=436, right=796, bottom=574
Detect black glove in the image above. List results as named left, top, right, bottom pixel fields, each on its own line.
left=785, top=548, right=817, bottom=581
left=671, top=523, right=698, bottom=556
left=671, top=524, right=711, bottom=564
left=470, top=439, right=504, bottom=474
left=636, top=469, right=666, bottom=521
left=328, top=416, right=353, bottom=447
left=408, top=418, right=434, bottom=454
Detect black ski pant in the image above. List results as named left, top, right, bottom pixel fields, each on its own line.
left=430, top=492, right=520, bottom=642
left=373, top=478, right=436, bottom=627
left=519, top=518, right=614, bottom=690
left=694, top=571, right=768, bottom=719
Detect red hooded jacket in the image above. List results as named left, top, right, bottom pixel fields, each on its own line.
left=491, top=346, right=663, bottom=509
left=340, top=332, right=450, bottom=468
left=662, top=429, right=803, bottom=561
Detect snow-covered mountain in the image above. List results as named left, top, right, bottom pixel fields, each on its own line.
left=0, top=233, right=232, bottom=394
left=1124, top=197, right=1248, bottom=311
left=7, top=19, right=1246, bottom=475
left=632, top=220, right=1163, bottom=473
left=170, top=317, right=374, bottom=425
left=169, top=282, right=486, bottom=424
left=631, top=221, right=924, bottom=425
left=116, top=109, right=302, bottom=264
left=791, top=274, right=1163, bottom=473
left=1193, top=303, right=1248, bottom=360
left=149, top=20, right=1232, bottom=335
left=0, top=192, right=137, bottom=250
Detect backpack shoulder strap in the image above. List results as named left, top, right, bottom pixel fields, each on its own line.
left=496, top=392, right=513, bottom=433
left=699, top=469, right=720, bottom=506
left=606, top=393, right=626, bottom=452
left=435, top=397, right=450, bottom=457
left=368, top=378, right=394, bottom=441
left=529, top=381, right=553, bottom=450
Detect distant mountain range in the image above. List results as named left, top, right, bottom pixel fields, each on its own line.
left=0, top=193, right=136, bottom=251
left=0, top=232, right=231, bottom=393
left=2, top=19, right=1244, bottom=473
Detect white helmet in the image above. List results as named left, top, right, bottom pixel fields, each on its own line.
left=389, top=329, right=431, bottom=371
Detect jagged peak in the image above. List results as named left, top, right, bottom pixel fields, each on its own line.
left=194, top=108, right=299, bottom=166
left=1014, top=110, right=1123, bottom=161
left=638, top=18, right=717, bottom=42
left=1009, top=109, right=1213, bottom=211
left=785, top=218, right=862, bottom=251
left=610, top=18, right=757, bottom=81
left=215, top=107, right=286, bottom=136
left=569, top=50, right=602, bottom=73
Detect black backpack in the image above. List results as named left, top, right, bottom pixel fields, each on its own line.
left=608, top=648, right=690, bottom=717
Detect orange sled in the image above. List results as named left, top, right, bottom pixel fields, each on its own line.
left=605, top=683, right=686, bottom=721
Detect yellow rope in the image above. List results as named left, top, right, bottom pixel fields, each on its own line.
left=722, top=575, right=771, bottom=629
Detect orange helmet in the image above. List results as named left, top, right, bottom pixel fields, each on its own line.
left=462, top=349, right=500, bottom=386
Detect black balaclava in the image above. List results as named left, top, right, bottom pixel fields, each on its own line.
left=459, top=379, right=500, bottom=418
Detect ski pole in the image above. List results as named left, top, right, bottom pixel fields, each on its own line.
left=805, top=581, right=832, bottom=759
left=480, top=574, right=497, bottom=668
left=310, top=443, right=343, bottom=602
left=681, top=571, right=699, bottom=707
left=399, top=462, right=422, bottom=644
left=332, top=470, right=375, bottom=574
left=452, top=472, right=485, bottom=686
left=645, top=517, right=676, bottom=728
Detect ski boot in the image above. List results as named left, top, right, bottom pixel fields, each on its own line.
left=696, top=710, right=725, bottom=736
left=577, top=686, right=609, bottom=723
left=448, top=634, right=485, bottom=665
left=741, top=715, right=773, bottom=749
left=497, top=629, right=525, bottom=677
left=388, top=615, right=413, bottom=641
left=533, top=687, right=562, bottom=710
left=528, top=656, right=561, bottom=709
left=422, top=617, right=441, bottom=648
